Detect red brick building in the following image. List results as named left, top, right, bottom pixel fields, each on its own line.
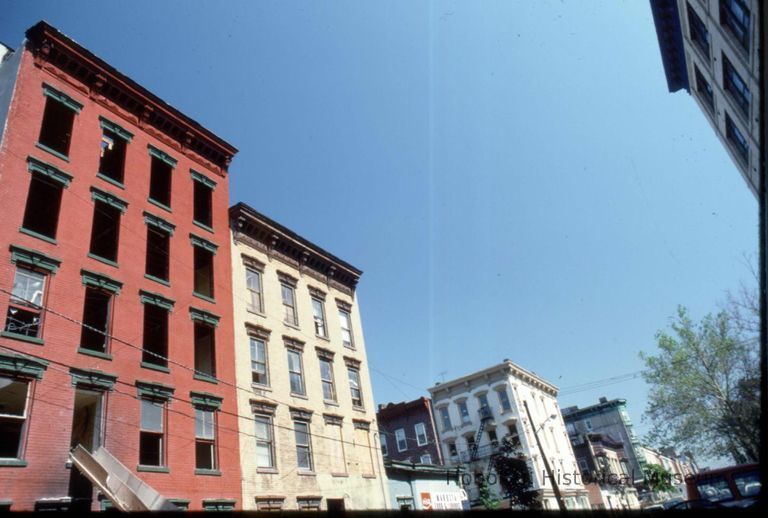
left=0, top=22, right=240, bottom=511
left=377, top=397, right=443, bottom=466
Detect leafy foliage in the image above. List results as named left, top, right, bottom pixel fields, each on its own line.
left=643, top=463, right=675, bottom=492
left=491, top=434, right=541, bottom=509
left=475, top=474, right=499, bottom=510
left=640, top=306, right=760, bottom=463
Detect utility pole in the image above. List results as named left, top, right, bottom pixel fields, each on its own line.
left=523, top=400, right=566, bottom=511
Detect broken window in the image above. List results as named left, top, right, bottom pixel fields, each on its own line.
left=193, top=181, right=213, bottom=229
left=312, top=298, right=326, bottom=337
left=194, top=322, right=216, bottom=379
left=245, top=268, right=263, bottom=313
left=0, top=376, right=30, bottom=458
left=4, top=267, right=46, bottom=338
left=250, top=337, right=268, bottom=386
left=89, top=201, right=121, bottom=263
left=139, top=398, right=164, bottom=467
left=98, top=129, right=127, bottom=184
left=193, top=246, right=214, bottom=298
left=347, top=367, right=363, bottom=408
left=22, top=173, right=63, bottom=240
left=38, top=94, right=76, bottom=157
left=142, top=304, right=168, bottom=368
left=148, top=156, right=172, bottom=209
left=195, top=408, right=216, bottom=470
left=69, top=388, right=103, bottom=452
left=80, top=288, right=112, bottom=354
left=145, top=226, right=170, bottom=282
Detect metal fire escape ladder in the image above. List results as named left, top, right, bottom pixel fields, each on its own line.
left=469, top=406, right=494, bottom=462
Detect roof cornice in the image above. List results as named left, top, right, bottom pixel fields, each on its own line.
left=427, top=360, right=559, bottom=397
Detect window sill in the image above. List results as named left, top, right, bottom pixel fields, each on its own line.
left=195, top=468, right=221, bottom=476
left=290, top=393, right=309, bottom=400
left=252, top=383, right=272, bottom=392
left=194, top=373, right=218, bottom=384
left=137, top=465, right=169, bottom=473
left=315, top=334, right=330, bottom=342
left=193, top=220, right=214, bottom=234
left=140, top=361, right=170, bottom=373
left=87, top=253, right=118, bottom=268
left=147, top=198, right=172, bottom=213
left=144, top=274, right=171, bottom=287
left=96, top=172, right=125, bottom=190
left=331, top=472, right=349, bottom=478
left=352, top=405, right=366, bottom=413
left=297, top=470, right=316, bottom=477
left=19, top=227, right=57, bottom=245
left=245, top=308, right=266, bottom=318
left=256, top=467, right=279, bottom=474
left=77, top=347, right=112, bottom=360
left=193, top=292, right=216, bottom=304
left=0, top=459, right=28, bottom=467
left=283, top=321, right=301, bottom=331
left=324, top=400, right=339, bottom=407
left=35, top=142, right=69, bottom=162
left=362, top=474, right=377, bottom=479
left=343, top=344, right=356, bottom=351
left=1, top=331, right=44, bottom=346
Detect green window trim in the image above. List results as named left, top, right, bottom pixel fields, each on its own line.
left=190, top=391, right=223, bottom=410
left=27, top=156, right=73, bottom=187
left=69, top=367, right=117, bottom=390
left=42, top=83, right=83, bottom=113
left=189, top=307, right=220, bottom=327
left=148, top=145, right=177, bottom=167
left=81, top=269, right=123, bottom=294
left=190, top=234, right=218, bottom=254
left=139, top=289, right=175, bottom=310
left=143, top=212, right=176, bottom=235
left=0, top=351, right=49, bottom=379
left=90, top=187, right=129, bottom=213
left=168, top=499, right=190, bottom=510
left=10, top=244, right=61, bottom=273
left=136, top=380, right=175, bottom=400
left=99, top=116, right=133, bottom=141
left=202, top=499, right=236, bottom=511
left=190, top=170, right=217, bottom=190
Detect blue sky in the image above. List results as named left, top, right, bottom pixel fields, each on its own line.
left=1, top=1, right=756, bottom=467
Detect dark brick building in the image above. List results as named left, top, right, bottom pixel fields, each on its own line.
left=377, top=397, right=443, bottom=466
left=0, top=22, right=240, bottom=510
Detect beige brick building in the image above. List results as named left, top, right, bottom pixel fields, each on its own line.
left=229, top=202, right=389, bottom=511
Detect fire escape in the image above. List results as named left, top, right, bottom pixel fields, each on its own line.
left=469, top=405, right=495, bottom=462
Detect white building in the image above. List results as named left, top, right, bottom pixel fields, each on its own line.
left=650, top=0, right=760, bottom=197
left=427, top=360, right=590, bottom=510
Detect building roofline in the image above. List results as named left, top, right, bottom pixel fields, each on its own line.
left=427, top=359, right=559, bottom=397
left=24, top=20, right=237, bottom=170
left=561, top=398, right=627, bottom=418
left=377, top=397, right=431, bottom=419
left=230, top=202, right=362, bottom=291
left=649, top=0, right=690, bottom=93
left=384, top=458, right=465, bottom=475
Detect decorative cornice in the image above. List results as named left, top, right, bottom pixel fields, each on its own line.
left=315, top=346, right=334, bottom=360
left=0, top=351, right=48, bottom=379
left=353, top=419, right=371, bottom=430
left=245, top=323, right=271, bottom=339
left=27, top=155, right=72, bottom=187
left=136, top=380, right=174, bottom=400
left=308, top=286, right=326, bottom=301
left=190, top=391, right=222, bottom=410
left=81, top=269, right=122, bottom=294
left=343, top=356, right=361, bottom=368
left=283, top=335, right=305, bottom=352
left=189, top=307, right=220, bottom=327
left=335, top=298, right=352, bottom=312
left=250, top=398, right=277, bottom=415
left=276, top=270, right=298, bottom=287
left=10, top=245, right=61, bottom=273
left=289, top=406, right=313, bottom=421
left=323, top=413, right=344, bottom=426
left=241, top=253, right=265, bottom=271
left=69, top=367, right=117, bottom=390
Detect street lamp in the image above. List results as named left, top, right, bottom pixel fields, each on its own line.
left=523, top=400, right=566, bottom=511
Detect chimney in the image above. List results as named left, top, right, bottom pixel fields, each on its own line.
left=599, top=397, right=608, bottom=404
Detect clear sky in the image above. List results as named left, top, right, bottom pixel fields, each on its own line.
left=1, top=1, right=757, bottom=467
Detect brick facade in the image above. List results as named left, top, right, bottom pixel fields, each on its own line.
left=377, top=397, right=443, bottom=466
left=0, top=22, right=240, bottom=511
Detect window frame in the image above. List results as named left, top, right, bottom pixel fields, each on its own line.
left=97, top=117, right=132, bottom=186
left=191, top=170, right=215, bottom=231
left=4, top=266, right=47, bottom=341
left=293, top=420, right=314, bottom=472
left=720, top=0, right=750, bottom=52
left=254, top=414, right=276, bottom=470
left=722, top=53, right=750, bottom=117
left=338, top=308, right=354, bottom=349
left=725, top=111, right=749, bottom=163
left=438, top=406, right=452, bottom=431
left=0, top=375, right=32, bottom=461
left=318, top=356, right=336, bottom=402
left=245, top=268, right=264, bottom=314
left=381, top=434, right=389, bottom=456
left=79, top=286, right=114, bottom=356
left=287, top=349, right=306, bottom=396
left=311, top=297, right=327, bottom=338
left=496, top=388, right=512, bottom=412
left=347, top=366, right=363, bottom=408
left=395, top=428, right=407, bottom=452
left=249, top=336, right=270, bottom=387
left=687, top=2, right=711, bottom=59
left=694, top=64, right=715, bottom=112
left=194, top=407, right=218, bottom=472
left=281, top=282, right=298, bottom=326
left=414, top=422, right=428, bottom=446
left=420, top=453, right=432, bottom=464
left=37, top=84, right=82, bottom=160
left=138, top=397, right=167, bottom=469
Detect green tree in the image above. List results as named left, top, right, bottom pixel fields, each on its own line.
left=475, top=474, right=499, bottom=510
left=643, top=463, right=675, bottom=493
left=490, top=434, right=541, bottom=509
left=639, top=306, right=760, bottom=463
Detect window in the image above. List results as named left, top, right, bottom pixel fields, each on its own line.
left=69, top=388, right=104, bottom=453
left=245, top=268, right=263, bottom=313
left=145, top=226, right=170, bottom=282
left=465, top=434, right=476, bottom=450
left=726, top=112, right=749, bottom=162
left=89, top=201, right=121, bottom=263
left=566, top=422, right=577, bottom=435
left=381, top=434, right=388, bottom=456
left=457, top=400, right=470, bottom=424
left=395, top=428, right=407, bottom=452
left=281, top=283, right=297, bottom=326
left=723, top=54, right=750, bottom=116
left=254, top=415, right=275, bottom=468
left=22, top=162, right=70, bottom=241
left=194, top=322, right=216, bottom=379
left=420, top=454, right=432, bottom=464
left=694, top=64, right=714, bottom=111
left=311, top=298, right=326, bottom=337
left=347, top=367, right=363, bottom=408
left=338, top=309, right=353, bottom=348
left=733, top=470, right=761, bottom=497
left=287, top=350, right=305, bottom=395
left=447, top=442, right=458, bottom=458
left=720, top=0, right=750, bottom=51
left=98, top=118, right=131, bottom=185
left=4, top=268, right=45, bottom=339
left=0, top=377, right=30, bottom=459
left=687, top=3, right=710, bottom=57
left=294, top=420, right=313, bottom=471
left=141, top=293, right=173, bottom=369
left=250, top=338, right=269, bottom=386
left=256, top=498, right=284, bottom=511
left=80, top=287, right=112, bottom=354
left=148, top=147, right=174, bottom=209
left=192, top=172, right=214, bottom=229
left=584, top=419, right=593, bottom=431
left=297, top=498, right=321, bottom=511
left=488, top=428, right=498, bottom=446
left=193, top=246, right=215, bottom=299
left=319, top=358, right=336, bottom=402
left=439, top=406, right=452, bottom=431
left=139, top=398, right=165, bottom=467
left=477, top=393, right=489, bottom=409
left=38, top=85, right=80, bottom=158
left=195, top=408, right=216, bottom=470
left=414, top=422, right=428, bottom=446
left=497, top=388, right=512, bottom=412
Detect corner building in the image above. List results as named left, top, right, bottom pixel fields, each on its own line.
left=230, top=203, right=389, bottom=511
left=0, top=22, right=241, bottom=510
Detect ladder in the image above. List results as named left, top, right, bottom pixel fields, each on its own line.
left=469, top=406, right=494, bottom=462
